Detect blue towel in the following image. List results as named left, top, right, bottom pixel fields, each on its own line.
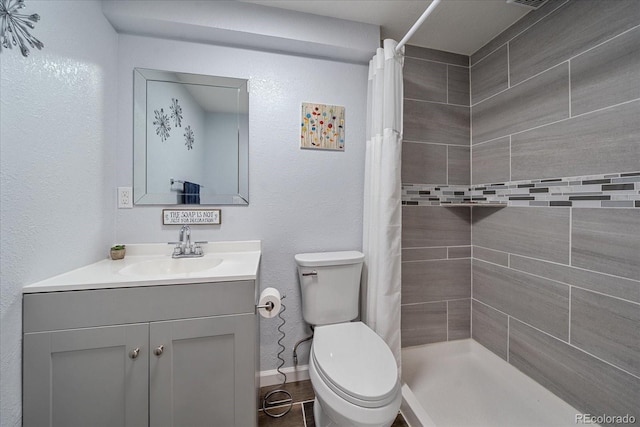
left=182, top=181, right=200, bottom=204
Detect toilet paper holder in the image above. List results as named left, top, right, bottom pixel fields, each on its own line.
left=258, top=293, right=293, bottom=418
left=256, top=294, right=286, bottom=312
left=256, top=301, right=275, bottom=311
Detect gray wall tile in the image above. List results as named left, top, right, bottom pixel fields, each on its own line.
left=470, top=0, right=569, bottom=65
left=473, top=260, right=570, bottom=340
left=406, top=45, right=469, bottom=67
left=401, top=302, right=447, bottom=347
left=509, top=319, right=640, bottom=420
left=472, top=300, right=508, bottom=360
left=511, top=101, right=640, bottom=181
left=510, top=254, right=640, bottom=304
left=572, top=208, right=640, bottom=281
left=402, top=247, right=447, bottom=262
left=405, top=100, right=470, bottom=146
left=471, top=137, right=510, bottom=184
left=448, top=65, right=470, bottom=106
left=448, top=299, right=471, bottom=340
left=471, top=44, right=508, bottom=105
left=472, top=246, right=509, bottom=267
left=463, top=2, right=640, bottom=418
left=571, top=288, right=640, bottom=377
left=448, top=146, right=470, bottom=185
left=402, top=259, right=471, bottom=304
left=601, top=201, right=636, bottom=208
left=472, top=63, right=569, bottom=144
left=509, top=0, right=640, bottom=85
left=472, top=207, right=570, bottom=264
left=403, top=206, right=471, bottom=248
left=448, top=246, right=471, bottom=259
left=571, top=26, right=640, bottom=117
left=404, top=57, right=447, bottom=103
left=402, top=142, right=447, bottom=184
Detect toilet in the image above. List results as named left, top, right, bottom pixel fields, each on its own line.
left=295, top=251, right=402, bottom=427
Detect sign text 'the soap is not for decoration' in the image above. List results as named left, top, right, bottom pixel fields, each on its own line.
left=162, top=209, right=221, bottom=225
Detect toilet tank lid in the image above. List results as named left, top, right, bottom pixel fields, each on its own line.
left=295, top=251, right=364, bottom=267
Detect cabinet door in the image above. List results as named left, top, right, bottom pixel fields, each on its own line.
left=23, top=323, right=149, bottom=427
left=149, top=313, right=256, bottom=427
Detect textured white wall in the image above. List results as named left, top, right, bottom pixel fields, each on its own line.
left=115, top=34, right=369, bottom=372
left=0, top=2, right=118, bottom=426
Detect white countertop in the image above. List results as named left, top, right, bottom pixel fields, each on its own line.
left=23, top=241, right=261, bottom=293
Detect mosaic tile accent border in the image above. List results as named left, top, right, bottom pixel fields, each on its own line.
left=403, top=172, right=640, bottom=208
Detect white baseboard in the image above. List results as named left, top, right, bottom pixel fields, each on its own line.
left=259, top=364, right=310, bottom=388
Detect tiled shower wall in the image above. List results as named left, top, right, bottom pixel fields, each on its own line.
left=401, top=46, right=472, bottom=345
left=470, top=0, right=640, bottom=420
left=401, top=0, right=639, bottom=421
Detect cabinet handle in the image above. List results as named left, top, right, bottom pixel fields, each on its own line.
left=153, top=345, right=164, bottom=356
left=129, top=348, right=140, bottom=359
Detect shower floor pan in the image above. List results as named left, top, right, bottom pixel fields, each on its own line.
left=400, top=339, right=586, bottom=427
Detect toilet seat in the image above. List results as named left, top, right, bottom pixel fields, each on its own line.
left=311, top=322, right=400, bottom=408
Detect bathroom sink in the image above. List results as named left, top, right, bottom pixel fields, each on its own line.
left=23, top=241, right=261, bottom=292
left=119, top=256, right=223, bottom=277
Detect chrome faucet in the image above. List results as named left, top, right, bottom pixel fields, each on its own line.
left=169, top=225, right=206, bottom=258
left=180, top=225, right=191, bottom=252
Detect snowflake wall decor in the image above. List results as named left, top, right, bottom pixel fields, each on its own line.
left=0, top=0, right=43, bottom=57
left=170, top=98, right=183, bottom=128
left=184, top=125, right=195, bottom=150
left=153, top=108, right=171, bottom=142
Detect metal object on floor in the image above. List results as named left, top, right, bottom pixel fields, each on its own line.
left=262, top=295, right=293, bottom=418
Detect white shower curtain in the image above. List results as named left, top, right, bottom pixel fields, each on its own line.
left=362, top=39, right=403, bottom=370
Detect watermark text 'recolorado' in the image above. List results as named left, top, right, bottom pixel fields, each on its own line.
left=576, top=413, right=636, bottom=424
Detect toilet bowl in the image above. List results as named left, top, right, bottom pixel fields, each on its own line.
left=295, top=251, right=401, bottom=427
left=309, top=322, right=402, bottom=427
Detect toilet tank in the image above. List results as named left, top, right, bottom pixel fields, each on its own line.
left=295, top=251, right=364, bottom=326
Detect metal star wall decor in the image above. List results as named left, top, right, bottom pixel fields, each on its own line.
left=184, top=125, right=195, bottom=150
left=170, top=98, right=183, bottom=128
left=0, top=0, right=43, bottom=57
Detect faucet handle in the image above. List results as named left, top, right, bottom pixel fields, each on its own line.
left=193, top=241, right=207, bottom=256
left=168, top=242, right=182, bottom=256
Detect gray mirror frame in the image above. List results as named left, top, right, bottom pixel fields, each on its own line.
left=133, top=68, right=249, bottom=205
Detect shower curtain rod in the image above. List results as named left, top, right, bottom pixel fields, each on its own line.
left=395, top=0, right=441, bottom=53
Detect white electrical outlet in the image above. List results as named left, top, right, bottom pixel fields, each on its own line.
left=117, top=187, right=133, bottom=208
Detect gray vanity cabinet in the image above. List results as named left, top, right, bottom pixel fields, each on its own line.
left=149, top=314, right=256, bottom=427
left=23, top=281, right=258, bottom=427
left=23, top=323, right=149, bottom=427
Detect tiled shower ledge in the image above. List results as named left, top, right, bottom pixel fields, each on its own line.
left=403, top=171, right=640, bottom=208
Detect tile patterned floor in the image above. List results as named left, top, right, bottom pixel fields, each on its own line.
left=258, top=380, right=409, bottom=427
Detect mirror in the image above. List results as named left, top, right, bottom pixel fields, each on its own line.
left=133, top=68, right=249, bottom=205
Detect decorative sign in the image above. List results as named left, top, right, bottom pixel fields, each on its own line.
left=162, top=209, right=221, bottom=225
left=300, top=102, right=345, bottom=151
